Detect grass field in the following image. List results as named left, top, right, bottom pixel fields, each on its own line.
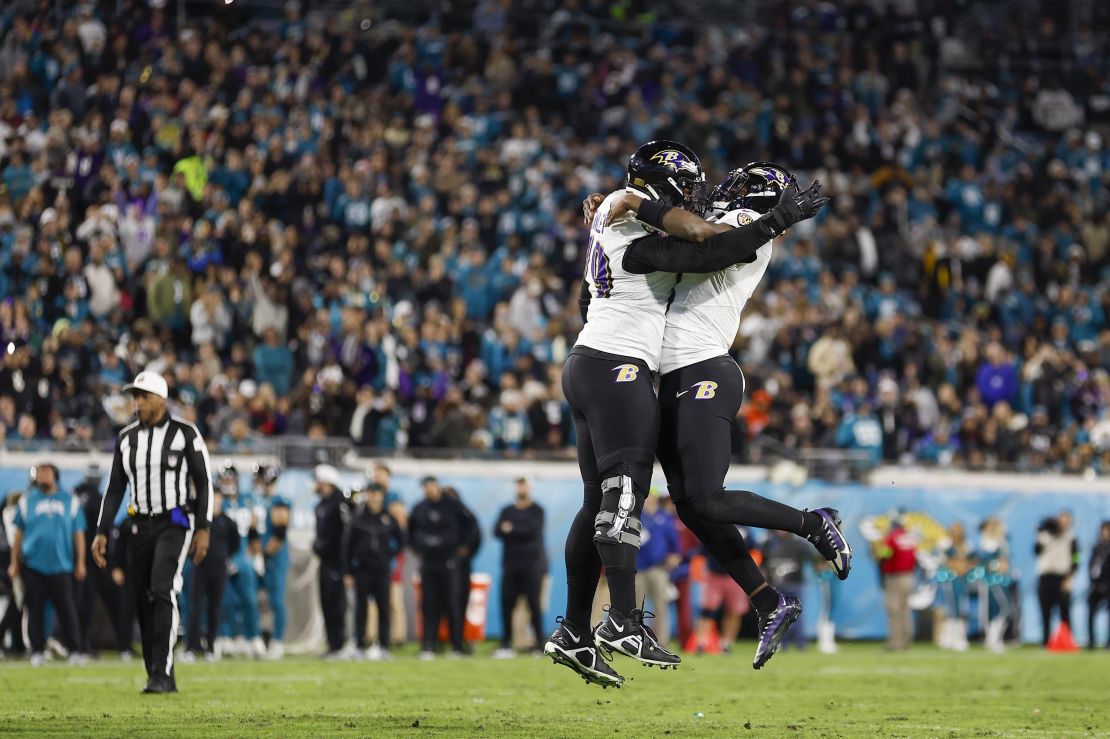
left=1, top=643, right=1108, bottom=737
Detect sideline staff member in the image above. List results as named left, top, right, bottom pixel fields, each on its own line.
left=92, top=372, right=212, bottom=694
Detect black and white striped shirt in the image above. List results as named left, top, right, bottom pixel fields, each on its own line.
left=96, top=414, right=214, bottom=534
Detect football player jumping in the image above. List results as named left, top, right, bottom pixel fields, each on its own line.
left=582, top=162, right=852, bottom=671
left=544, top=142, right=828, bottom=688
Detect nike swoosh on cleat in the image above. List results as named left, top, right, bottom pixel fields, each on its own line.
left=567, top=630, right=581, bottom=644
left=611, top=621, right=625, bottom=633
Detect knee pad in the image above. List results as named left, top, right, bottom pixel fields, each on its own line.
left=593, top=467, right=646, bottom=548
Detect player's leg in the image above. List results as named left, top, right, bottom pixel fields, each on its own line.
left=420, top=564, right=441, bottom=653
left=670, top=359, right=851, bottom=577
left=567, top=353, right=679, bottom=668
left=207, top=568, right=227, bottom=656
left=544, top=354, right=626, bottom=687
left=263, top=555, right=289, bottom=647
left=659, top=359, right=801, bottom=669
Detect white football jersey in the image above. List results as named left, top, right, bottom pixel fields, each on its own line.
left=658, top=207, right=773, bottom=375
left=575, top=190, right=677, bottom=372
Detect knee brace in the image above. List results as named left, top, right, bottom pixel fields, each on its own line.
left=593, top=468, right=646, bottom=548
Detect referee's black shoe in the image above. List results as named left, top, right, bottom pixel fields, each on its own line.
left=544, top=617, right=624, bottom=689
left=142, top=676, right=178, bottom=694
left=594, top=606, right=680, bottom=669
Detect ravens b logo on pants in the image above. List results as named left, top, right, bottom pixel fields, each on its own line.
left=613, top=364, right=640, bottom=383
left=693, top=381, right=717, bottom=399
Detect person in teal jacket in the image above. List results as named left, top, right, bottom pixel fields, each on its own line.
left=253, top=464, right=290, bottom=659
left=8, top=463, right=87, bottom=666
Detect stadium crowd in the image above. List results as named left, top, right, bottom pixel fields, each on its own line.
left=0, top=0, right=1109, bottom=472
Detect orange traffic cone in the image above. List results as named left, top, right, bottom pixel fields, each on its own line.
left=1047, top=622, right=1080, bottom=653
left=685, top=621, right=722, bottom=654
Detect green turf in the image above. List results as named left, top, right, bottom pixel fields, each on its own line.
left=1, top=643, right=1107, bottom=737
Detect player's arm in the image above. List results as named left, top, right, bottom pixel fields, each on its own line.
left=582, top=192, right=727, bottom=241
left=578, top=279, right=591, bottom=323
left=623, top=182, right=827, bottom=274
left=265, top=504, right=290, bottom=556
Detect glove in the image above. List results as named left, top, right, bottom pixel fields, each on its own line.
left=760, top=180, right=830, bottom=236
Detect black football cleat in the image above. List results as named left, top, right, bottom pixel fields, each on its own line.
left=544, top=617, right=624, bottom=688
left=806, top=508, right=852, bottom=580
left=594, top=607, right=680, bottom=669
left=753, top=592, right=802, bottom=670
left=141, top=676, right=178, bottom=694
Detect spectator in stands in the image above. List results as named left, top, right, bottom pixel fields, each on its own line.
left=634, top=489, right=679, bottom=648
left=1035, top=511, right=1079, bottom=646
left=409, top=476, right=468, bottom=658
left=874, top=516, right=917, bottom=651
left=1089, top=521, right=1110, bottom=649
left=492, top=477, right=547, bottom=659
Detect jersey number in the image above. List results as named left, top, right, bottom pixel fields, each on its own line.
left=586, top=236, right=613, bottom=298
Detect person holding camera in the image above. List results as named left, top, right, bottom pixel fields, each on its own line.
left=1035, top=511, right=1079, bottom=646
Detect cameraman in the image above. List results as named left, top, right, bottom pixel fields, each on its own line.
left=1035, top=511, right=1078, bottom=646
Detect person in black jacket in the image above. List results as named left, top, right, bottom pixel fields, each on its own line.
left=1089, top=521, right=1110, bottom=649
left=343, top=482, right=404, bottom=660
left=444, top=485, right=481, bottom=648
left=409, top=476, right=470, bottom=657
left=72, top=464, right=131, bottom=657
left=313, top=465, right=349, bottom=658
left=184, top=492, right=240, bottom=661
left=492, top=477, right=547, bottom=658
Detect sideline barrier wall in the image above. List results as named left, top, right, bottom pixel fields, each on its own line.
left=1, top=453, right=1106, bottom=647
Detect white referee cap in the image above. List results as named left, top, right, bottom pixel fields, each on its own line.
left=124, top=371, right=168, bottom=399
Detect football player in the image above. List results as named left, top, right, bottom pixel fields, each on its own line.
left=214, top=463, right=266, bottom=659
left=545, top=142, right=827, bottom=688
left=582, top=162, right=851, bottom=670
left=253, top=464, right=290, bottom=659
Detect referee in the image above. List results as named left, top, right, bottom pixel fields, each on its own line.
left=91, top=372, right=212, bottom=694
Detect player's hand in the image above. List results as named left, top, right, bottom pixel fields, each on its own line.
left=75, top=562, right=87, bottom=582
left=581, top=193, right=605, bottom=225
left=603, top=191, right=644, bottom=227
left=191, top=529, right=210, bottom=565
left=111, top=568, right=125, bottom=586
left=765, top=180, right=830, bottom=232
left=91, top=534, right=108, bottom=568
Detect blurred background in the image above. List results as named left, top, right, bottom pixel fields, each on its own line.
left=0, top=0, right=1108, bottom=658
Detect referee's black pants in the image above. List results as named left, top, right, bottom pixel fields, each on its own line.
left=129, top=517, right=192, bottom=681
left=421, top=560, right=463, bottom=652
left=187, top=562, right=227, bottom=653
left=22, top=566, right=81, bottom=655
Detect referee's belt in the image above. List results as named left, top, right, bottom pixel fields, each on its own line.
left=129, top=508, right=172, bottom=521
